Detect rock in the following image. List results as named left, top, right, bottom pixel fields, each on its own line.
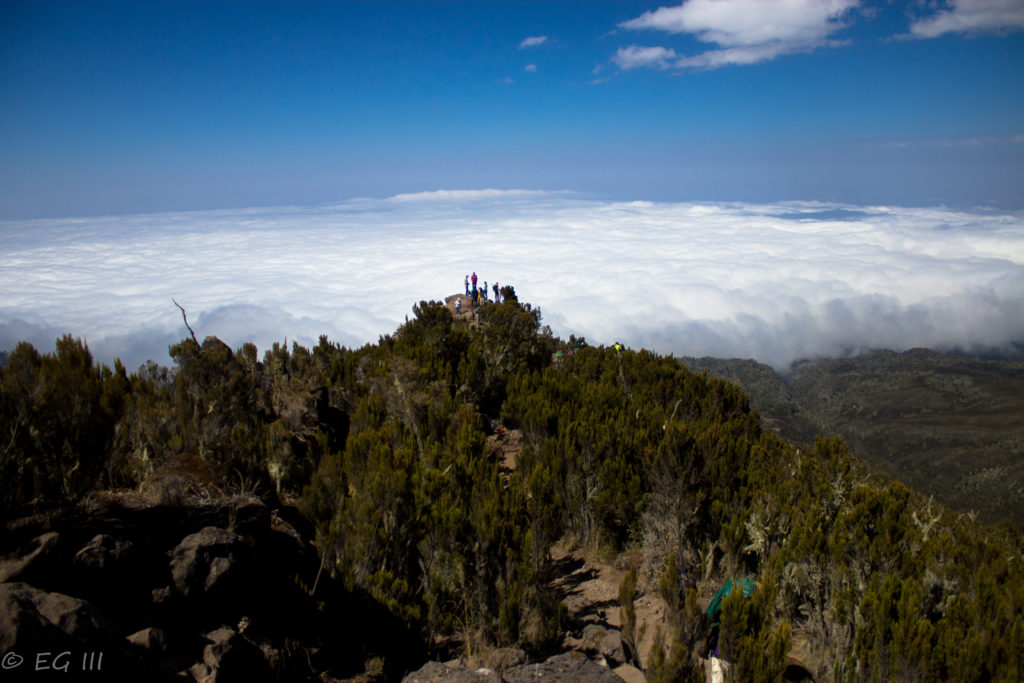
left=581, top=623, right=608, bottom=651
left=189, top=661, right=216, bottom=682
left=204, top=555, right=237, bottom=594
left=0, top=531, right=61, bottom=583
left=253, top=638, right=282, bottom=672
left=403, top=660, right=502, bottom=683
left=505, top=652, right=622, bottom=683
left=613, top=663, right=647, bottom=683
left=126, top=626, right=169, bottom=654
left=482, top=647, right=527, bottom=672
left=0, top=582, right=105, bottom=652
left=403, top=661, right=452, bottom=682
left=126, top=625, right=204, bottom=680
left=169, top=527, right=247, bottom=599
left=152, top=585, right=173, bottom=605
left=197, top=626, right=271, bottom=682
left=581, top=624, right=629, bottom=667
left=73, top=533, right=133, bottom=573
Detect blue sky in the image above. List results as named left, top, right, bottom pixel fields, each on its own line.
left=2, top=0, right=1023, bottom=218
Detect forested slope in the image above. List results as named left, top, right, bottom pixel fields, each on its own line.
left=2, top=293, right=1022, bottom=681
left=684, top=350, right=1024, bottom=527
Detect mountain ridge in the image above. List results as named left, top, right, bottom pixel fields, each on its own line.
left=2, top=295, right=1023, bottom=681
left=682, top=348, right=1024, bottom=527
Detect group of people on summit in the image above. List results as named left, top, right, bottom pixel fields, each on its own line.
left=462, top=271, right=499, bottom=310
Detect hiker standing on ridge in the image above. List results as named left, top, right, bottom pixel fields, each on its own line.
left=483, top=281, right=488, bottom=301
left=455, top=298, right=462, bottom=315
left=493, top=282, right=499, bottom=303
left=464, top=275, right=469, bottom=295
left=471, top=272, right=478, bottom=292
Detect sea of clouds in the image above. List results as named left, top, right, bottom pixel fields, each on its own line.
left=2, top=190, right=1022, bottom=372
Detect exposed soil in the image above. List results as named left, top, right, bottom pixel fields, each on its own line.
left=487, top=428, right=523, bottom=475
left=550, top=543, right=670, bottom=674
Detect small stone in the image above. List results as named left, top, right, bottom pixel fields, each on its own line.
left=126, top=626, right=169, bottom=654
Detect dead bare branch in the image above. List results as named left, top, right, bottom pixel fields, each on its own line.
left=172, top=298, right=199, bottom=345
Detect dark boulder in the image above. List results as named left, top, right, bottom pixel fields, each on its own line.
left=0, top=582, right=148, bottom=679
left=169, top=527, right=248, bottom=600
left=0, top=532, right=62, bottom=585
left=73, top=534, right=133, bottom=573
left=126, top=626, right=169, bottom=654
left=0, top=582, right=105, bottom=653
left=188, top=627, right=271, bottom=682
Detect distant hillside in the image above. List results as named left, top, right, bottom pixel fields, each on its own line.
left=683, top=349, right=1024, bottom=527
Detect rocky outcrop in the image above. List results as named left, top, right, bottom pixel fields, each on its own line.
left=404, top=660, right=503, bottom=683
left=505, top=652, right=622, bottom=682
left=0, top=494, right=414, bottom=682
left=405, top=651, right=623, bottom=683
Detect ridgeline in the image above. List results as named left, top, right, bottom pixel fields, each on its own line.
left=1, top=291, right=1022, bottom=681
left=684, top=350, right=1024, bottom=528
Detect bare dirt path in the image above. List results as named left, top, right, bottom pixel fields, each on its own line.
left=550, top=543, right=673, bottom=680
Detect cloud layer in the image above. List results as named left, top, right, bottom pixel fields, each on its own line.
left=2, top=192, right=1022, bottom=371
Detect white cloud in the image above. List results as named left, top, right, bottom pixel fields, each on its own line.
left=619, top=0, right=859, bottom=69
left=909, top=0, right=1024, bottom=38
left=883, top=134, right=1024, bottom=149
left=387, top=189, right=552, bottom=202
left=525, top=63, right=537, bottom=72
left=613, top=45, right=679, bottom=70
left=519, top=35, right=548, bottom=48
left=1, top=194, right=1022, bottom=371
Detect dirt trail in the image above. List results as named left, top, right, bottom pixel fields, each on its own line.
left=487, top=428, right=522, bottom=475
left=446, top=293, right=484, bottom=328
left=550, top=543, right=671, bottom=675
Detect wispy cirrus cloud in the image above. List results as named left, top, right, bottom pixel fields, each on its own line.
left=519, top=35, right=548, bottom=48
left=908, top=0, right=1024, bottom=39
left=884, top=134, right=1024, bottom=149
left=2, top=192, right=1022, bottom=372
left=617, top=0, right=860, bottom=70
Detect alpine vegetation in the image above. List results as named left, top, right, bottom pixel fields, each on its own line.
left=1, top=294, right=1021, bottom=680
